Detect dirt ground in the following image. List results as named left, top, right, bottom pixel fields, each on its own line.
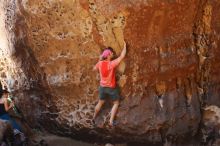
left=30, top=131, right=95, bottom=146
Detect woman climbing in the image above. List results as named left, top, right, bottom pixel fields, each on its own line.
left=93, top=41, right=127, bottom=126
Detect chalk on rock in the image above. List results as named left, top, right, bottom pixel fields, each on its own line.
left=159, top=98, right=163, bottom=108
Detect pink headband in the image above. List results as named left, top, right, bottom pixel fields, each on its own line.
left=101, top=49, right=112, bottom=58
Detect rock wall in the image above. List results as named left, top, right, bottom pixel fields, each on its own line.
left=0, top=0, right=220, bottom=145
left=202, top=105, right=220, bottom=145
left=0, top=0, right=50, bottom=127
left=0, top=120, right=14, bottom=144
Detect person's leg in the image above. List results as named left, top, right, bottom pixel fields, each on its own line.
left=109, top=99, right=119, bottom=126
left=93, top=99, right=105, bottom=120
left=0, top=114, right=21, bottom=131
left=10, top=117, right=22, bottom=131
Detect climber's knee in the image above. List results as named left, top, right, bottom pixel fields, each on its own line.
left=113, top=100, right=119, bottom=106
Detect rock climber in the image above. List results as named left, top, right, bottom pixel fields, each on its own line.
left=93, top=41, right=127, bottom=126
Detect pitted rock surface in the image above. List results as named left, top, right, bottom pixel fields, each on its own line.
left=0, top=120, right=13, bottom=144
left=0, top=0, right=220, bottom=144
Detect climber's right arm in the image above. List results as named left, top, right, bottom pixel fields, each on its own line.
left=119, top=41, right=127, bottom=61
left=111, top=41, right=127, bottom=67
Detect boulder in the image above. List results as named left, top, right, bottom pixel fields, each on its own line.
left=0, top=0, right=220, bottom=144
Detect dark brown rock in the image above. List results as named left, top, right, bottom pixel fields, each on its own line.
left=0, top=120, right=14, bottom=144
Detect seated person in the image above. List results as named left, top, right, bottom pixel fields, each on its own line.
left=0, top=90, right=21, bottom=131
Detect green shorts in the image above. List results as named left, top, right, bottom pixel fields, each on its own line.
left=99, top=86, right=121, bottom=100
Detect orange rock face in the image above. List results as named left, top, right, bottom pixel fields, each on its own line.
left=0, top=0, right=220, bottom=144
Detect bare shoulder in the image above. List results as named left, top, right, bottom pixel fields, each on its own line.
left=0, top=98, right=6, bottom=104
